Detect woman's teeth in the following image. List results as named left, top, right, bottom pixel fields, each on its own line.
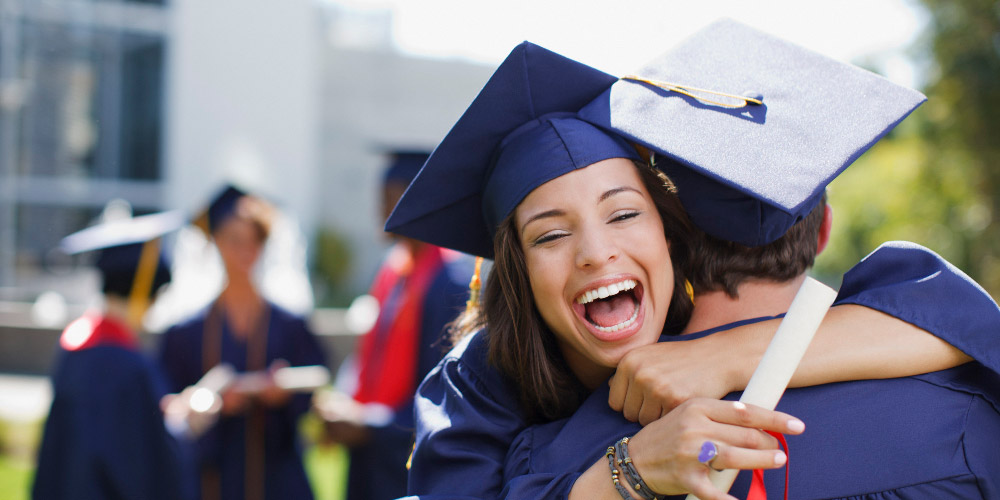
left=575, top=279, right=637, bottom=305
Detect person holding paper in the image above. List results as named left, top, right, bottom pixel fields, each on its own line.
left=34, top=209, right=194, bottom=500
left=158, top=185, right=327, bottom=500
left=384, top=36, right=994, bottom=500
left=498, top=19, right=1000, bottom=499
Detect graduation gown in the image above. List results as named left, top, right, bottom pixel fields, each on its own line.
left=158, top=301, right=327, bottom=500
left=402, top=241, right=1000, bottom=499
left=33, top=314, right=192, bottom=500
left=347, top=246, right=473, bottom=500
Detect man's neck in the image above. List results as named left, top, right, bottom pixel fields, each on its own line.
left=682, top=274, right=807, bottom=335
left=101, top=296, right=138, bottom=336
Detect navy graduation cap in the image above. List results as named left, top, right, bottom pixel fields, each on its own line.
left=384, top=42, right=639, bottom=259
left=198, top=184, right=248, bottom=235
left=61, top=209, right=185, bottom=305
left=383, top=150, right=430, bottom=187
left=579, top=18, right=927, bottom=247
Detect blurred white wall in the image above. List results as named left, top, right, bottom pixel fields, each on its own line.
left=164, top=0, right=321, bottom=235
left=162, top=0, right=494, bottom=300
left=319, top=48, right=493, bottom=293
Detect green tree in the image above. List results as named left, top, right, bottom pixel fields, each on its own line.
left=816, top=0, right=1000, bottom=297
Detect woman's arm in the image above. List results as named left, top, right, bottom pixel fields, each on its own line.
left=407, top=330, right=527, bottom=499
left=611, top=241, right=997, bottom=426
left=610, top=304, right=968, bottom=425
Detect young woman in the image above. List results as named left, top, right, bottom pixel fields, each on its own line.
left=386, top=42, right=980, bottom=500
left=158, top=186, right=327, bottom=500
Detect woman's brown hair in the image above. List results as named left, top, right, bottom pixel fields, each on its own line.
left=451, top=161, right=695, bottom=423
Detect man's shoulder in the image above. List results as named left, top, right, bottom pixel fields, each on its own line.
left=769, top=373, right=996, bottom=496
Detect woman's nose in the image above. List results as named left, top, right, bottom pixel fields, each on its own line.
left=574, top=228, right=619, bottom=269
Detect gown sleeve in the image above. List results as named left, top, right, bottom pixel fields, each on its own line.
left=498, top=427, right=582, bottom=500
left=156, top=317, right=205, bottom=394
left=835, top=241, right=1000, bottom=375
left=99, top=352, right=191, bottom=500
left=403, top=330, right=527, bottom=500
left=277, top=310, right=329, bottom=421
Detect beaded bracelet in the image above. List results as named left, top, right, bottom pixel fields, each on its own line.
left=605, top=445, right=634, bottom=500
left=615, top=437, right=661, bottom=500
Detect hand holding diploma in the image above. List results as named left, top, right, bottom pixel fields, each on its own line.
left=163, top=362, right=331, bottom=437
left=685, top=277, right=838, bottom=500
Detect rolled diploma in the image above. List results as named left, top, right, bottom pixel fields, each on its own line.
left=685, top=276, right=838, bottom=500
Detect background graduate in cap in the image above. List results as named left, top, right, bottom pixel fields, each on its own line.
left=313, top=150, right=473, bottom=500
left=385, top=31, right=995, bottom=500
left=157, top=185, right=327, bottom=500
left=33, top=207, right=193, bottom=500
left=496, top=19, right=1000, bottom=500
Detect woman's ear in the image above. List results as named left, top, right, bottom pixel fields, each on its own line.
left=816, top=204, right=833, bottom=255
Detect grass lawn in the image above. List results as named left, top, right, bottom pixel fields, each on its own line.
left=0, top=455, right=32, bottom=500
left=0, top=414, right=347, bottom=500
left=0, top=444, right=347, bottom=500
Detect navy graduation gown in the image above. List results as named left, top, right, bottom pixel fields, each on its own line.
left=33, top=316, right=192, bottom=500
left=401, top=242, right=1000, bottom=499
left=158, top=301, right=327, bottom=500
left=502, top=364, right=1000, bottom=499
left=347, top=252, right=473, bottom=500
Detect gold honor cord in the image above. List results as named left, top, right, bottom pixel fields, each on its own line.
left=621, top=75, right=763, bottom=109
left=465, top=256, right=485, bottom=313
left=127, top=238, right=162, bottom=331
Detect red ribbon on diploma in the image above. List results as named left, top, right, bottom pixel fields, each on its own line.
left=747, top=432, right=788, bottom=500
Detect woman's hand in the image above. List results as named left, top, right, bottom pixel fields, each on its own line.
left=609, top=328, right=767, bottom=425
left=627, top=398, right=803, bottom=499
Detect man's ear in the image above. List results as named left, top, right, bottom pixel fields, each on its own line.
left=816, top=204, right=833, bottom=255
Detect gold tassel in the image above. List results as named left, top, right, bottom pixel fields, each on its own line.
left=684, top=279, right=695, bottom=306
left=465, top=257, right=484, bottom=313
left=127, top=238, right=162, bottom=331
left=621, top=75, right=763, bottom=109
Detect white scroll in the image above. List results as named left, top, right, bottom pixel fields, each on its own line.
left=685, top=276, right=838, bottom=500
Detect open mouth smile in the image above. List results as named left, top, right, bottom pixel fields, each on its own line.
left=573, top=278, right=643, bottom=336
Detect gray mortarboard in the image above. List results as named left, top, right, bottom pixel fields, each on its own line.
left=579, top=18, right=927, bottom=246
left=385, top=42, right=639, bottom=258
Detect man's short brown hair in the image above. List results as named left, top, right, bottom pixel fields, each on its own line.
left=686, top=193, right=827, bottom=298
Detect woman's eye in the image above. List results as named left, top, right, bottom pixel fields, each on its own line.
left=533, top=232, right=567, bottom=246
left=611, top=210, right=640, bottom=223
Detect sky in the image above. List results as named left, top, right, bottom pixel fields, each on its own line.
left=328, top=0, right=930, bottom=89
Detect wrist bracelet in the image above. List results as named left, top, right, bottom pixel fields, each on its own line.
left=615, top=437, right=661, bottom=500
left=605, top=445, right=634, bottom=500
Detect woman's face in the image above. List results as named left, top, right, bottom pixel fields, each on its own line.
left=213, top=216, right=264, bottom=277
left=515, top=158, right=674, bottom=387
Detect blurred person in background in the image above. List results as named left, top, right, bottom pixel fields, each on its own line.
left=313, top=151, right=473, bottom=500
left=158, top=185, right=327, bottom=500
left=33, top=208, right=193, bottom=500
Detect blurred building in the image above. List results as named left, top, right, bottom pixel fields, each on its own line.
left=0, top=0, right=492, bottom=309
left=0, top=0, right=170, bottom=301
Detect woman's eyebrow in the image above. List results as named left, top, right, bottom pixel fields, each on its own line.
left=600, top=186, right=642, bottom=202
left=520, top=209, right=565, bottom=234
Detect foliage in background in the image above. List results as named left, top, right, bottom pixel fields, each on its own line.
left=314, top=228, right=356, bottom=307
left=816, top=0, right=1000, bottom=297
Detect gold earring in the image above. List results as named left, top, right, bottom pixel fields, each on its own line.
left=684, top=279, right=695, bottom=305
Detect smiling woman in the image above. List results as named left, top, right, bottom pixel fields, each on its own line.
left=384, top=41, right=801, bottom=499
left=491, top=158, right=691, bottom=415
